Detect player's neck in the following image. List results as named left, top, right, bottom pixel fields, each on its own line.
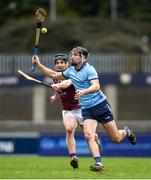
left=75, top=61, right=86, bottom=70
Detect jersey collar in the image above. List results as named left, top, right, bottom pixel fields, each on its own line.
left=74, top=61, right=87, bottom=71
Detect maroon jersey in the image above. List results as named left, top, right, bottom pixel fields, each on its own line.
left=54, top=80, right=80, bottom=110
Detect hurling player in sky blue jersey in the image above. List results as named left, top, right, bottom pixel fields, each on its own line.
left=32, top=46, right=136, bottom=172
left=50, top=53, right=101, bottom=170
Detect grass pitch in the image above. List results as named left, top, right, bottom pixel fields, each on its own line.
left=0, top=156, right=151, bottom=179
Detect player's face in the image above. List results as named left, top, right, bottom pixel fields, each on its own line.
left=70, top=50, right=82, bottom=66
left=55, top=59, right=68, bottom=72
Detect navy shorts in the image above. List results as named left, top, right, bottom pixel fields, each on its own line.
left=82, top=100, right=114, bottom=124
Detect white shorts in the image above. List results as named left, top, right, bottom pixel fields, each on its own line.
left=62, top=108, right=83, bottom=125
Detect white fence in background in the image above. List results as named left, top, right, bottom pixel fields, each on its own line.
left=0, top=53, right=151, bottom=74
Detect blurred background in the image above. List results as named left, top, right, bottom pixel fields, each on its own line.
left=0, top=0, right=151, bottom=156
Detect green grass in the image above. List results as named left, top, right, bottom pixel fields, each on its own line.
left=0, top=156, right=151, bottom=179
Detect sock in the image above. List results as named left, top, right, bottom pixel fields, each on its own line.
left=125, top=129, right=130, bottom=137
left=70, top=153, right=77, bottom=159
left=94, top=156, right=102, bottom=165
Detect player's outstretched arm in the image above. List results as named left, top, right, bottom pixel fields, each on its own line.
left=51, top=79, right=72, bottom=91
left=32, top=55, right=65, bottom=80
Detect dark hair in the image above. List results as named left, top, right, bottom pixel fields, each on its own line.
left=53, top=53, right=68, bottom=63
left=72, top=46, right=88, bottom=58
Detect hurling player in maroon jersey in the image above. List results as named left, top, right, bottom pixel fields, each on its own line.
left=50, top=54, right=101, bottom=169
left=50, top=54, right=83, bottom=169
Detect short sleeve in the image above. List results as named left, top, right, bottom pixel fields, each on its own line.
left=62, top=68, right=70, bottom=79
left=87, top=65, right=98, bottom=81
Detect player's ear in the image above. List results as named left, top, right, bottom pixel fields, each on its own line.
left=81, top=55, right=86, bottom=60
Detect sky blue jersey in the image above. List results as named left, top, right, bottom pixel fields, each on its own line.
left=62, top=62, right=106, bottom=109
